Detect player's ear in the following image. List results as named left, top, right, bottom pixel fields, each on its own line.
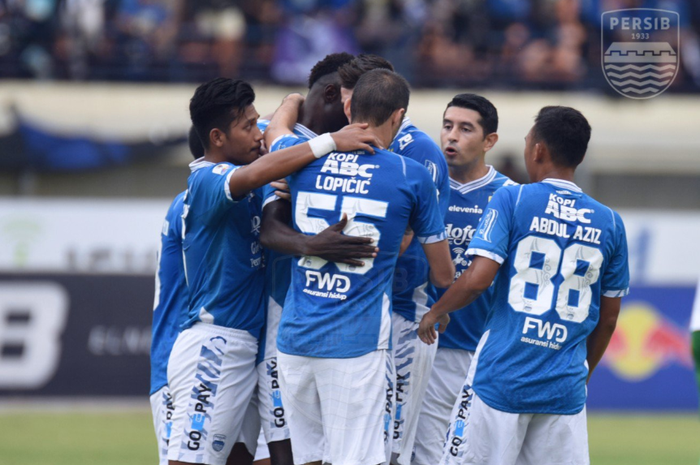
left=483, top=133, right=498, bottom=153
left=324, top=84, right=339, bottom=103
left=344, top=97, right=352, bottom=122
left=210, top=128, right=225, bottom=148
left=393, top=108, right=405, bottom=127
left=533, top=141, right=546, bottom=163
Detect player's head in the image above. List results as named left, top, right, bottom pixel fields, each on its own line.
left=338, top=54, right=394, bottom=104
left=347, top=69, right=408, bottom=141
left=442, top=93, right=499, bottom=172
left=525, top=106, right=591, bottom=181
left=189, top=78, right=263, bottom=165
left=188, top=126, right=204, bottom=159
left=305, top=52, right=355, bottom=133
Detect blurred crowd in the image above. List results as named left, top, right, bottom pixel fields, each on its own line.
left=1, top=0, right=699, bottom=91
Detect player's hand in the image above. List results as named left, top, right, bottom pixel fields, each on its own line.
left=305, top=214, right=379, bottom=266
left=282, top=92, right=305, bottom=106
left=271, top=179, right=291, bottom=202
left=331, top=123, right=384, bottom=154
left=418, top=310, right=450, bottom=345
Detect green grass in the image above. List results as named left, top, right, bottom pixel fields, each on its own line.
left=0, top=411, right=697, bottom=465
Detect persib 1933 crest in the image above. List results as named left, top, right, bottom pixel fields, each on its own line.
left=601, top=9, right=680, bottom=99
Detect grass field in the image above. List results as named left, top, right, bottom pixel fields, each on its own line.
left=0, top=410, right=698, bottom=465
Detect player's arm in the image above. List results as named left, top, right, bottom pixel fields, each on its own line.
left=418, top=256, right=500, bottom=345
left=260, top=201, right=378, bottom=266
left=264, top=93, right=303, bottom=150
left=228, top=123, right=381, bottom=199
left=585, top=296, right=621, bottom=383
left=399, top=228, right=413, bottom=256
left=422, top=240, right=454, bottom=288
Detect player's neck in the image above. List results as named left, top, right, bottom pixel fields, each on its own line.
left=533, top=165, right=576, bottom=184
left=449, top=158, right=489, bottom=184
left=298, top=102, right=324, bottom=135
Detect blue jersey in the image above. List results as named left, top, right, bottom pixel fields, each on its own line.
left=181, top=158, right=265, bottom=337
left=438, top=167, right=515, bottom=352
left=275, top=141, right=446, bottom=358
left=390, top=118, right=450, bottom=322
left=467, top=179, right=630, bottom=415
left=256, top=121, right=318, bottom=365
left=150, top=191, right=189, bottom=395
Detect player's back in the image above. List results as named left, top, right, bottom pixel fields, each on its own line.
left=278, top=148, right=444, bottom=359
left=469, top=178, right=629, bottom=415
left=151, top=191, right=189, bottom=395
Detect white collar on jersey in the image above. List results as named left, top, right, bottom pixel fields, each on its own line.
left=449, top=165, right=496, bottom=194
left=258, top=119, right=318, bottom=139
left=390, top=117, right=413, bottom=145
left=189, top=157, right=214, bottom=173
left=541, top=178, right=582, bottom=193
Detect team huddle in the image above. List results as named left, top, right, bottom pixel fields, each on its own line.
left=150, top=53, right=630, bottom=465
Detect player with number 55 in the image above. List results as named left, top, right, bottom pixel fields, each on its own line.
left=418, top=106, right=630, bottom=465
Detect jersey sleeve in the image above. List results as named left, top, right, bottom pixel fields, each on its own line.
left=190, top=164, right=243, bottom=224
left=406, top=161, right=446, bottom=243
left=168, top=191, right=186, bottom=241
left=396, top=133, right=450, bottom=219
left=601, top=211, right=630, bottom=298
left=270, top=134, right=308, bottom=153
left=262, top=183, right=281, bottom=210
left=466, top=186, right=517, bottom=265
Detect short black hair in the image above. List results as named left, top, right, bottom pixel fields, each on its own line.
left=351, top=69, right=409, bottom=126
left=308, top=52, right=355, bottom=89
left=189, top=78, right=255, bottom=149
left=338, top=54, right=394, bottom=90
left=446, top=93, right=498, bottom=136
left=532, top=106, right=591, bottom=168
left=188, top=126, right=204, bottom=159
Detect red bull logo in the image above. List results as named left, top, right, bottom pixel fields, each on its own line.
left=603, top=302, right=692, bottom=381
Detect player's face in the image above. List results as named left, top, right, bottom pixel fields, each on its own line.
left=441, top=107, right=487, bottom=170
left=225, top=104, right=263, bottom=165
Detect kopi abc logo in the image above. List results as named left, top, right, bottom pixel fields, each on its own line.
left=601, top=9, right=680, bottom=99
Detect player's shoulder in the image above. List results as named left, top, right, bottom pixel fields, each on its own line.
left=392, top=119, right=440, bottom=153
left=257, top=119, right=270, bottom=132
left=169, top=190, right=187, bottom=213
left=492, top=170, right=519, bottom=189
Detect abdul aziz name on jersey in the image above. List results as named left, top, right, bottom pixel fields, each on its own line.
left=529, top=194, right=602, bottom=245
left=314, top=153, right=379, bottom=195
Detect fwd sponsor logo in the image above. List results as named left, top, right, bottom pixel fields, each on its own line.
left=521, top=317, right=568, bottom=350
left=305, top=270, right=351, bottom=293
left=544, top=194, right=592, bottom=224
left=446, top=224, right=476, bottom=246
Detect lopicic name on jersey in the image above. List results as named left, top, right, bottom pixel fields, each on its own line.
left=315, top=153, right=377, bottom=194
left=529, top=217, right=601, bottom=245
left=544, top=194, right=592, bottom=224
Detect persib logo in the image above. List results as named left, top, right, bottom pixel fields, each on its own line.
left=601, top=9, right=680, bottom=99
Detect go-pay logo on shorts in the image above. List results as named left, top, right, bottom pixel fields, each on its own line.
left=601, top=9, right=680, bottom=99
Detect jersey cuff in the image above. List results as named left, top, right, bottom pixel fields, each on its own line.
left=224, top=167, right=242, bottom=202
left=416, top=231, right=447, bottom=244
left=602, top=288, right=629, bottom=298
left=467, top=248, right=505, bottom=265
left=262, top=194, right=281, bottom=209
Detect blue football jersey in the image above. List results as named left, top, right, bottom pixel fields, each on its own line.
left=181, top=158, right=265, bottom=337
left=390, top=118, right=450, bottom=322
left=150, top=191, right=189, bottom=395
left=467, top=178, right=630, bottom=415
left=438, top=167, right=516, bottom=352
left=256, top=122, right=318, bottom=365
left=277, top=147, right=446, bottom=358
